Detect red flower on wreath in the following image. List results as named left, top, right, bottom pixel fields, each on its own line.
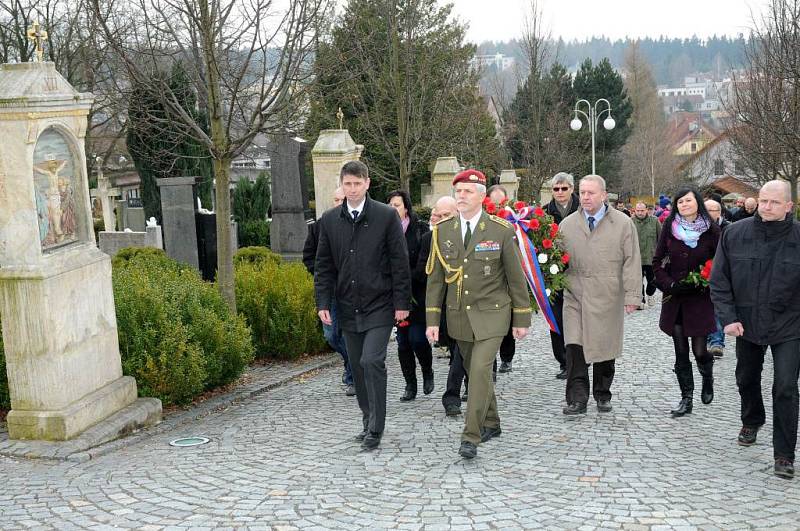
left=549, top=223, right=559, bottom=237
left=513, top=200, right=526, bottom=210
left=561, top=253, right=570, bottom=265
left=534, top=207, right=545, bottom=217
left=542, top=238, right=553, bottom=249
left=482, top=197, right=493, bottom=207
left=485, top=202, right=497, bottom=214
left=529, top=218, right=540, bottom=229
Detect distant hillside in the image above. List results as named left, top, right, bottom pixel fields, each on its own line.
left=477, top=35, right=747, bottom=85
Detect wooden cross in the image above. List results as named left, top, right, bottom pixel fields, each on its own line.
left=26, top=21, right=48, bottom=62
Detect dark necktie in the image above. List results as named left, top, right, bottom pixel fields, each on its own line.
left=588, top=216, right=595, bottom=232
left=352, top=210, right=359, bottom=221
left=464, top=221, right=472, bottom=249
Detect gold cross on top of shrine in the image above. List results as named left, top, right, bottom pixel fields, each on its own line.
left=27, top=21, right=48, bottom=62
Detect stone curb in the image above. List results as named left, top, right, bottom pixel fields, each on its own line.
left=1, top=353, right=340, bottom=463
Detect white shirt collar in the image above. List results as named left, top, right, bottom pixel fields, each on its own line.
left=459, top=210, right=483, bottom=242
left=347, top=197, right=366, bottom=218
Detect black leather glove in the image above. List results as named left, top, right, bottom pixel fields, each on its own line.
left=669, top=282, right=696, bottom=296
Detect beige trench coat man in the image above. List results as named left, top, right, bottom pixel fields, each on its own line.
left=560, top=206, right=642, bottom=362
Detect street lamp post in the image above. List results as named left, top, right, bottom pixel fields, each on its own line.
left=569, top=99, right=615, bottom=175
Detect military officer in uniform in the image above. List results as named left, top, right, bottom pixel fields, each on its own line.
left=425, top=169, right=532, bottom=459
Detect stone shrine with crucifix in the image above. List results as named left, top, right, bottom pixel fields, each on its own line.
left=0, top=54, right=160, bottom=443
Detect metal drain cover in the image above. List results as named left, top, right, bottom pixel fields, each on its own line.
left=169, top=436, right=210, bottom=447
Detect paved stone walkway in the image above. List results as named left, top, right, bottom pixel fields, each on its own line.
left=0, top=303, right=797, bottom=529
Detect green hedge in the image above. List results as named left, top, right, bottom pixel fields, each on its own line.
left=235, top=249, right=326, bottom=359
left=238, top=219, right=270, bottom=248
left=113, top=248, right=254, bottom=405
left=234, top=246, right=282, bottom=266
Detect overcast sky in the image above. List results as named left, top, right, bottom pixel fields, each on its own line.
left=451, top=0, right=764, bottom=43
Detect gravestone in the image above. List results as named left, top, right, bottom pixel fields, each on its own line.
left=422, top=157, right=461, bottom=207
left=89, top=170, right=120, bottom=231
left=98, top=222, right=163, bottom=258
left=0, top=61, right=161, bottom=442
left=498, top=169, right=520, bottom=200
left=156, top=176, right=200, bottom=268
left=269, top=133, right=307, bottom=260
left=311, top=129, right=363, bottom=218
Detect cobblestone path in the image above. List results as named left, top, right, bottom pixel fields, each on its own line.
left=0, top=303, right=797, bottom=529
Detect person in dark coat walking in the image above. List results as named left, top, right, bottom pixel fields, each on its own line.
left=544, top=172, right=579, bottom=379
left=315, top=161, right=411, bottom=451
left=387, top=190, right=433, bottom=401
left=711, top=180, right=800, bottom=479
left=653, top=186, right=720, bottom=417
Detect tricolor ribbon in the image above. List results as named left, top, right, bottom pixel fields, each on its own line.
left=498, top=206, right=561, bottom=335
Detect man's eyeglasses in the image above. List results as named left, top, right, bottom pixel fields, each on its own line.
left=552, top=186, right=570, bottom=192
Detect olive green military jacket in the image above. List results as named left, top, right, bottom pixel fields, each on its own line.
left=425, top=211, right=532, bottom=342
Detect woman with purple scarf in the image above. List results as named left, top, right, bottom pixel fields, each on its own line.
left=653, top=186, right=721, bottom=417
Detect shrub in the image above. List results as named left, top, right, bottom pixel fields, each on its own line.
left=237, top=219, right=271, bottom=248
left=415, top=205, right=432, bottom=224
left=235, top=259, right=326, bottom=359
left=234, top=246, right=282, bottom=266
left=113, top=249, right=254, bottom=405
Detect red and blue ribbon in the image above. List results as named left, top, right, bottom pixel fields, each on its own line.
left=498, top=206, right=561, bottom=335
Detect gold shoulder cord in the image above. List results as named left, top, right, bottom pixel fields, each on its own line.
left=425, top=224, right=464, bottom=302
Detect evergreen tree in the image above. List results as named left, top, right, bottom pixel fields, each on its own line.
left=126, top=62, right=214, bottom=222
left=305, top=0, right=502, bottom=199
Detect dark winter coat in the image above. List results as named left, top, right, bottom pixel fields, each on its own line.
left=710, top=213, right=800, bottom=346
left=403, top=213, right=429, bottom=324
left=545, top=193, right=580, bottom=224
left=302, top=221, right=320, bottom=275
left=314, top=195, right=411, bottom=333
left=652, top=218, right=721, bottom=337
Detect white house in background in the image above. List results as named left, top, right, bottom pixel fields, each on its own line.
left=677, top=130, right=759, bottom=191
left=470, top=53, right=515, bottom=72
left=230, top=133, right=272, bottom=184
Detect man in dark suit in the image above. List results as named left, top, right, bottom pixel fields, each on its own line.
left=315, top=161, right=411, bottom=451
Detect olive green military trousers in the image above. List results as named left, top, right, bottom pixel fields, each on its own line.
left=457, top=337, right=503, bottom=445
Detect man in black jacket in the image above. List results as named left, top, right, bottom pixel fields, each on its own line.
left=544, top=172, right=580, bottom=379
left=303, top=187, right=354, bottom=396
left=711, top=180, right=800, bottom=479
left=315, top=161, right=411, bottom=451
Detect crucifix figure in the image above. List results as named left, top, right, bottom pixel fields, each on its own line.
left=26, top=21, right=48, bottom=62
left=336, top=107, right=344, bottom=130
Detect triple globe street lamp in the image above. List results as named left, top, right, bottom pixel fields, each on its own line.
left=569, top=98, right=615, bottom=175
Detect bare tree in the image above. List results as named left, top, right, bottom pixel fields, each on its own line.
left=91, top=0, right=328, bottom=310
left=726, top=0, right=800, bottom=210
left=620, top=41, right=677, bottom=196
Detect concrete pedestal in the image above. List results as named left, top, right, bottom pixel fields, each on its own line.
left=311, top=129, right=363, bottom=218
left=422, top=157, right=461, bottom=207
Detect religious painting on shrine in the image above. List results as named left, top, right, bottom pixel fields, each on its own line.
left=32, top=127, right=80, bottom=250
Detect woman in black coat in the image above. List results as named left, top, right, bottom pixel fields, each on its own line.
left=387, top=191, right=433, bottom=401
left=653, top=186, right=721, bottom=417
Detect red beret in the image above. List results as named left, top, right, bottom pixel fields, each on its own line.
left=452, top=169, right=486, bottom=186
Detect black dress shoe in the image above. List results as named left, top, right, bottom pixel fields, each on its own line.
left=738, top=425, right=759, bottom=446
left=596, top=400, right=612, bottom=412
left=774, top=458, right=795, bottom=479
left=354, top=428, right=368, bottom=441
left=361, top=431, right=382, bottom=450
left=459, top=441, right=477, bottom=459
left=555, top=367, right=567, bottom=380
left=423, top=372, right=434, bottom=395
left=498, top=361, right=512, bottom=373
left=445, top=404, right=461, bottom=416
left=480, top=426, right=502, bottom=442
left=562, top=402, right=587, bottom=415
left=400, top=384, right=417, bottom=402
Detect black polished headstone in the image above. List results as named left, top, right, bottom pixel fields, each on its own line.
left=268, top=133, right=308, bottom=260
